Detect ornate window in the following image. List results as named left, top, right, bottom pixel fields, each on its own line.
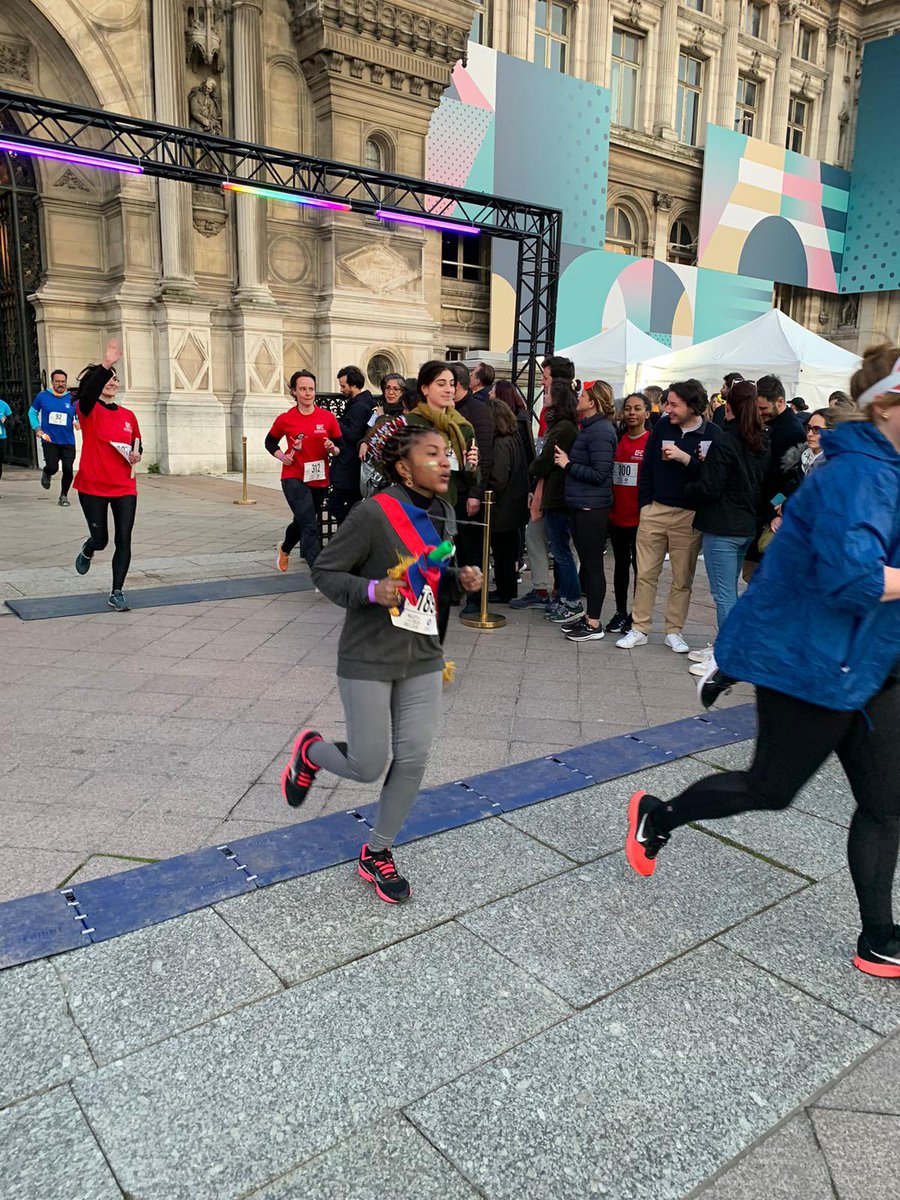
left=534, top=1, right=571, bottom=73
left=744, top=1, right=766, bottom=38
left=676, top=52, right=703, bottom=146
left=605, top=205, right=637, bottom=255
left=441, top=233, right=488, bottom=282
left=668, top=218, right=697, bottom=266
left=786, top=95, right=809, bottom=153
left=682, top=0, right=704, bottom=11
left=366, top=354, right=395, bottom=388
left=735, top=75, right=760, bottom=136
left=470, top=0, right=493, bottom=45
left=611, top=27, right=643, bottom=129
left=364, top=137, right=384, bottom=172
left=797, top=24, right=817, bottom=62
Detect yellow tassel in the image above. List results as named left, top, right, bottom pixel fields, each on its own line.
left=442, top=660, right=456, bottom=685
left=386, top=554, right=416, bottom=617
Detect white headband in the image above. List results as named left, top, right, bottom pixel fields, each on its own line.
left=857, top=356, right=900, bottom=409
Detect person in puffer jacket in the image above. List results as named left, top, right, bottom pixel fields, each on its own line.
left=625, top=342, right=900, bottom=982
left=553, top=380, right=618, bottom=642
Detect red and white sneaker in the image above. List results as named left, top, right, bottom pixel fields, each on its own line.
left=357, top=843, right=411, bottom=904
left=281, top=729, right=322, bottom=808
left=625, top=790, right=669, bottom=877
left=854, top=930, right=900, bottom=979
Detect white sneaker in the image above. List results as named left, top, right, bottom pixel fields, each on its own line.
left=688, top=656, right=715, bottom=676
left=688, top=644, right=714, bottom=664
left=665, top=632, right=690, bottom=654
left=616, top=629, right=649, bottom=649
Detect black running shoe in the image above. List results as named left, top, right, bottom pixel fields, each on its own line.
left=625, top=790, right=669, bottom=877
left=108, top=590, right=130, bottom=612
left=566, top=621, right=605, bottom=642
left=40, top=469, right=51, bottom=490
left=75, top=540, right=93, bottom=575
left=357, top=843, right=411, bottom=903
left=281, top=728, right=322, bottom=808
left=854, top=930, right=900, bottom=979
left=58, top=495, right=70, bottom=507
left=697, top=663, right=736, bottom=709
left=605, top=611, right=631, bottom=634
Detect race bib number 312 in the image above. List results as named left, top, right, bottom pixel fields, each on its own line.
left=303, top=459, right=326, bottom=483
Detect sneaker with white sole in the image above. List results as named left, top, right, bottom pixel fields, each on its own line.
left=565, top=621, right=605, bottom=642
left=688, top=644, right=714, bottom=664
left=688, top=657, right=714, bottom=677
left=616, top=628, right=648, bottom=649
left=697, top=661, right=736, bottom=709
left=665, top=632, right=690, bottom=654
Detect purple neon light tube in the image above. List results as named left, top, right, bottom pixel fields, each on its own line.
left=0, top=140, right=143, bottom=175
left=375, top=209, right=480, bottom=234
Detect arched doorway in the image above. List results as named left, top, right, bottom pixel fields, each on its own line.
left=0, top=125, right=43, bottom=466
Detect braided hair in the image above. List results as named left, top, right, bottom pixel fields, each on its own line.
left=367, top=416, right=448, bottom=486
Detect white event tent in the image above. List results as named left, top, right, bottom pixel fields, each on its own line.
left=555, top=319, right=668, bottom=398
left=636, top=309, right=861, bottom=408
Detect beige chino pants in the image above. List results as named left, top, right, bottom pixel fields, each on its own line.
left=631, top=501, right=702, bottom=635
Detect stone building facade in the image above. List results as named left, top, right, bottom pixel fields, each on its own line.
left=0, top=0, right=897, bottom=472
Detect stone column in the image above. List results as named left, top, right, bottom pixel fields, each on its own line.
left=231, top=0, right=272, bottom=301
left=769, top=2, right=798, bottom=146
left=508, top=0, right=530, bottom=59
left=585, top=0, right=611, bottom=88
left=716, top=0, right=741, bottom=128
left=653, top=0, right=680, bottom=141
left=152, top=0, right=194, bottom=290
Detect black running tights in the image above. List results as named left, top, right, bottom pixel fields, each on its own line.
left=78, top=491, right=138, bottom=591
left=653, top=682, right=900, bottom=941
left=570, top=507, right=610, bottom=621
left=608, top=521, right=638, bottom=615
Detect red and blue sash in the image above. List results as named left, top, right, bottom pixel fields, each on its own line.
left=374, top=493, right=445, bottom=606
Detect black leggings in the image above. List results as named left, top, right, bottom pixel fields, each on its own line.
left=282, top=479, right=325, bottom=566
left=570, top=507, right=610, bottom=621
left=608, top=521, right=638, bottom=614
left=43, top=442, right=76, bottom=496
left=78, top=491, right=138, bottom=591
left=654, top=682, right=900, bottom=940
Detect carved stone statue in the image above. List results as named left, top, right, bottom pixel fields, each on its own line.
left=188, top=77, right=222, bottom=135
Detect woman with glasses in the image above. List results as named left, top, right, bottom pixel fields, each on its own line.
left=71, top=338, right=142, bottom=611
left=802, top=408, right=838, bottom=474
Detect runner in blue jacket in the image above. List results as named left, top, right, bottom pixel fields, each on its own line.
left=30, top=369, right=78, bottom=506
left=625, top=342, right=900, bottom=979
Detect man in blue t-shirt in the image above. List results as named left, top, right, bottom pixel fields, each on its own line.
left=30, top=369, right=78, bottom=507
left=0, top=396, right=11, bottom=497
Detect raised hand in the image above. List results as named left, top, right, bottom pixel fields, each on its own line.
left=103, top=337, right=121, bottom=369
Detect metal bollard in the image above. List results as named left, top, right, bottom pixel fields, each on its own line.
left=459, top=489, right=506, bottom=630
left=233, top=435, right=257, bottom=506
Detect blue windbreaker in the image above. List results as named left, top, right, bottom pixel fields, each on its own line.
left=716, top=421, right=900, bottom=712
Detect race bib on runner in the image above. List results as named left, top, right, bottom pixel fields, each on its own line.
left=48, top=411, right=68, bottom=426
left=613, top=461, right=639, bottom=486
left=390, top=584, right=439, bottom=636
left=303, top=459, right=326, bottom=483
left=447, top=448, right=459, bottom=472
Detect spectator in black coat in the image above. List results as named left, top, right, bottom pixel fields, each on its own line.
left=743, top=372, right=807, bottom=579
left=487, top=398, right=529, bottom=602
left=331, top=365, right=376, bottom=524
left=495, top=378, right=535, bottom=467
left=450, top=361, right=495, bottom=616
left=470, top=361, right=496, bottom=403
left=711, top=372, right=744, bottom=427
left=553, top=380, right=618, bottom=641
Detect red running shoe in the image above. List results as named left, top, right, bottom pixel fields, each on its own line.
left=854, top=930, right=900, bottom=979
left=625, top=790, right=669, bottom=877
left=281, top=729, right=322, bottom=808
left=358, top=843, right=411, bottom=904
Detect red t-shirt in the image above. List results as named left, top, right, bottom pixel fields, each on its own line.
left=610, top=430, right=650, bottom=528
left=74, top=401, right=141, bottom=498
left=268, top=406, right=341, bottom=487
left=537, top=404, right=550, bottom=438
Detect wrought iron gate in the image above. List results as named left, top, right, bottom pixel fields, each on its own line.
left=0, top=129, right=42, bottom=467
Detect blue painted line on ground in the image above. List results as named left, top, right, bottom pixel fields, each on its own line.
left=4, top=572, right=314, bottom=621
left=0, top=704, right=756, bottom=969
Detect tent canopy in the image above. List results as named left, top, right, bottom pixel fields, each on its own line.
left=556, top=320, right=667, bottom=397
left=636, top=309, right=860, bottom=407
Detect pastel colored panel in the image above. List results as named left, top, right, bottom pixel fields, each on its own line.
left=730, top=181, right=782, bottom=215
left=700, top=225, right=747, bottom=273
left=782, top=173, right=823, bottom=204
left=821, top=185, right=850, bottom=214
left=780, top=195, right=825, bottom=225
left=806, top=245, right=839, bottom=292
left=737, top=158, right=784, bottom=194
left=743, top=138, right=787, bottom=170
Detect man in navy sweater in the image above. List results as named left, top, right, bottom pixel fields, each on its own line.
left=617, top=378, right=721, bottom=653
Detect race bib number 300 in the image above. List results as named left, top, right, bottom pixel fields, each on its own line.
left=390, top=584, right=439, bottom=636
left=303, top=459, right=326, bottom=483
left=613, top=461, right=639, bottom=487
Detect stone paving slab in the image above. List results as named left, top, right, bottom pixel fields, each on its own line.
left=246, top=1114, right=479, bottom=1199
left=503, top=758, right=711, bottom=862
left=0, top=1087, right=123, bottom=1200
left=73, top=923, right=571, bottom=1200
left=695, top=806, right=848, bottom=880
left=1, top=959, right=94, bottom=1108
left=720, top=871, right=900, bottom=1034
left=52, top=909, right=282, bottom=1065
left=217, top=819, right=571, bottom=984
left=809, top=1108, right=900, bottom=1200
left=407, top=942, right=877, bottom=1200
left=815, top=1029, right=900, bottom=1114
left=459, top=826, right=802, bottom=1007
left=691, top=1112, right=836, bottom=1199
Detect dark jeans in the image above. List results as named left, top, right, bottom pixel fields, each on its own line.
left=654, top=682, right=900, bottom=940
left=281, top=478, right=326, bottom=566
left=543, top=508, right=580, bottom=604
left=490, top=527, right=522, bottom=601
left=570, top=507, right=610, bottom=621
left=608, top=522, right=638, bottom=614
left=78, top=491, right=138, bottom=591
left=329, top=485, right=360, bottom=527
left=43, top=442, right=76, bottom=495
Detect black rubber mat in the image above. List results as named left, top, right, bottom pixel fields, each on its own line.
left=4, top=573, right=314, bottom=620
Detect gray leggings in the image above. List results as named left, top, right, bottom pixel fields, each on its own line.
left=307, top=672, right=444, bottom=851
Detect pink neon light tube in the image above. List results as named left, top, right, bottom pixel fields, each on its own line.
left=0, top=140, right=143, bottom=175
left=375, top=209, right=480, bottom=235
